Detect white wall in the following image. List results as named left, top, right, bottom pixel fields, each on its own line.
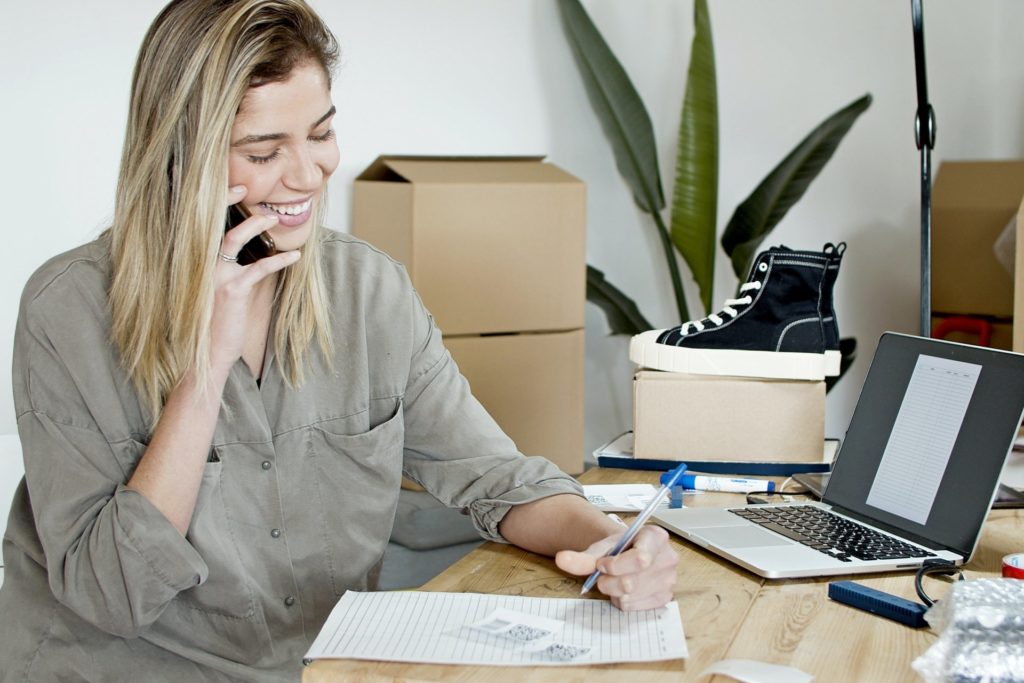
left=2, top=1, right=1023, bottom=459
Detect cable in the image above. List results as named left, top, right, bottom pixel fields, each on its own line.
left=914, top=559, right=963, bottom=607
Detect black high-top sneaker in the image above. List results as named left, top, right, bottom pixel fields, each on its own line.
left=820, top=242, right=846, bottom=376
left=629, top=245, right=836, bottom=380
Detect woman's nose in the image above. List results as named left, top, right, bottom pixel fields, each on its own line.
left=283, top=147, right=322, bottom=191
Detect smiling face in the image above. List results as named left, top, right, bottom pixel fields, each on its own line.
left=228, top=61, right=340, bottom=253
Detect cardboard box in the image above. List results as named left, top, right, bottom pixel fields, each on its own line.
left=632, top=370, right=824, bottom=463
left=352, top=156, right=586, bottom=336
left=445, top=330, right=584, bottom=475
left=932, top=160, right=1024, bottom=318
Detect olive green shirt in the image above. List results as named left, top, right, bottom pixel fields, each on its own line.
left=0, top=231, right=582, bottom=682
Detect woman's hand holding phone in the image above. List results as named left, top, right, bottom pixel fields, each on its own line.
left=210, top=185, right=301, bottom=373
left=227, top=201, right=278, bottom=265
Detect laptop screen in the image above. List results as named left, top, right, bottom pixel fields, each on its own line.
left=824, top=332, right=1024, bottom=558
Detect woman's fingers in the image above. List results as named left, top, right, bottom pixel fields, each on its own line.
left=556, top=523, right=679, bottom=611
left=237, top=249, right=301, bottom=285
left=227, top=184, right=247, bottom=206
left=611, top=590, right=677, bottom=612
left=221, top=214, right=278, bottom=259
left=597, top=525, right=671, bottom=575
left=597, top=563, right=678, bottom=599
left=554, top=549, right=597, bottom=577
left=553, top=533, right=619, bottom=577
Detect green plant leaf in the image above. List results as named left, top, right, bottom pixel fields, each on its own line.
left=558, top=0, right=690, bottom=322
left=586, top=265, right=653, bottom=336
left=721, top=93, right=872, bottom=279
left=670, top=0, right=718, bottom=315
left=557, top=0, right=665, bottom=214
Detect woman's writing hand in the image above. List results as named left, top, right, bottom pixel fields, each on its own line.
left=210, top=186, right=300, bottom=372
left=554, top=525, right=679, bottom=611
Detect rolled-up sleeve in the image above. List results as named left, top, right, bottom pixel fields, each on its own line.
left=398, top=283, right=583, bottom=542
left=15, top=293, right=208, bottom=638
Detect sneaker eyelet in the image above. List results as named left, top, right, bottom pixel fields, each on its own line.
left=758, top=262, right=768, bottom=272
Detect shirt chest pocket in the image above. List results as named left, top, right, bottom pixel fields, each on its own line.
left=304, top=399, right=405, bottom=594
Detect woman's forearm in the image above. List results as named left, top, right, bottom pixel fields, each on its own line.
left=498, top=493, right=623, bottom=557
left=125, top=365, right=231, bottom=535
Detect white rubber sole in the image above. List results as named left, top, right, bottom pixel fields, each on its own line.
left=825, top=349, right=841, bottom=376
left=630, top=329, right=830, bottom=381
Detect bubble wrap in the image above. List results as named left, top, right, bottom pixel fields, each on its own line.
left=912, top=578, right=1024, bottom=683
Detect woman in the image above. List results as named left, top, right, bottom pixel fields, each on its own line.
left=0, top=1, right=678, bottom=680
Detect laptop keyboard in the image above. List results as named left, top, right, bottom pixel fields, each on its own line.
left=729, top=505, right=935, bottom=563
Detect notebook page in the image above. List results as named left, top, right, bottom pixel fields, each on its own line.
left=304, top=591, right=687, bottom=666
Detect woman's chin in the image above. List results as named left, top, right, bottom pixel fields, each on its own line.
left=268, top=221, right=313, bottom=254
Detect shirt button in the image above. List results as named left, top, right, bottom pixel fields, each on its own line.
left=261, top=461, right=272, bottom=470
left=284, top=596, right=296, bottom=607
left=270, top=528, right=281, bottom=538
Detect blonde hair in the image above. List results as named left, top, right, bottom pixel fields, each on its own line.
left=110, top=0, right=337, bottom=426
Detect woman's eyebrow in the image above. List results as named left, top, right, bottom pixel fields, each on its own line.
left=312, top=105, right=336, bottom=128
left=232, top=105, right=336, bottom=147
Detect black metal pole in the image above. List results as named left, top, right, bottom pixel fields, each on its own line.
left=918, top=116, right=933, bottom=338
left=911, top=0, right=935, bottom=338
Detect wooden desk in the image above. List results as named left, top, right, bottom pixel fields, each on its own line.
left=303, top=467, right=1022, bottom=683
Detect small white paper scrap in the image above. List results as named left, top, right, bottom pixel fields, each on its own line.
left=699, top=658, right=814, bottom=683
left=468, top=608, right=563, bottom=643
left=584, top=484, right=669, bottom=512
left=465, top=608, right=591, bottom=660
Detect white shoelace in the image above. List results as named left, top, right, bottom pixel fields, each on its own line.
left=679, top=281, right=762, bottom=334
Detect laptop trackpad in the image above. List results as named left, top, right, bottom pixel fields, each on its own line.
left=696, top=526, right=794, bottom=549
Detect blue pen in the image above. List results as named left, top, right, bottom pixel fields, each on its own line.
left=581, top=463, right=688, bottom=594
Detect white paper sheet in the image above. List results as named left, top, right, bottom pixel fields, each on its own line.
left=584, top=484, right=672, bottom=511
left=304, top=591, right=687, bottom=667
left=866, top=354, right=981, bottom=524
left=699, top=658, right=814, bottom=683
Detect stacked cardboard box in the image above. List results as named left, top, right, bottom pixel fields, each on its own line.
left=930, top=161, right=1024, bottom=351
left=632, top=370, right=825, bottom=465
left=352, top=156, right=586, bottom=474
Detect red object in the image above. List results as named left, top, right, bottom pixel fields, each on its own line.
left=1003, top=553, right=1024, bottom=579
left=931, top=316, right=993, bottom=347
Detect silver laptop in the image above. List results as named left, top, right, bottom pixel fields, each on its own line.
left=652, top=332, right=1024, bottom=579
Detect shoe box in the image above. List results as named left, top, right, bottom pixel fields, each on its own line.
left=931, top=160, right=1024, bottom=351
left=632, top=370, right=825, bottom=463
left=352, top=156, right=586, bottom=474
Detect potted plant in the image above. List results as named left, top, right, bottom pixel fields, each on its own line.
left=558, top=0, right=870, bottom=387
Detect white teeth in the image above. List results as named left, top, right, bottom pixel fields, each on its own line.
left=263, top=199, right=311, bottom=216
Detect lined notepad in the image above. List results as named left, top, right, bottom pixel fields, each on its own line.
left=305, top=591, right=687, bottom=667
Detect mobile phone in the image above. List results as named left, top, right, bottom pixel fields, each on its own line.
left=226, top=204, right=277, bottom=265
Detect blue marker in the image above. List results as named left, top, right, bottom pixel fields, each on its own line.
left=581, top=463, right=687, bottom=594
left=660, top=471, right=775, bottom=494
